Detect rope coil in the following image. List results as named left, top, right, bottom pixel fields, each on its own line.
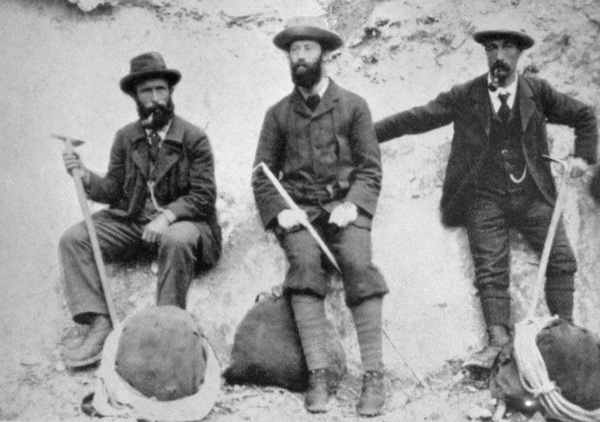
left=514, top=316, right=600, bottom=422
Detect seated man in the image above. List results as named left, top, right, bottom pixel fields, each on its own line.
left=252, top=17, right=389, bottom=417
left=59, top=52, right=221, bottom=369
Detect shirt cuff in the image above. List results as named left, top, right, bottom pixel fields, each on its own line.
left=162, top=209, right=177, bottom=224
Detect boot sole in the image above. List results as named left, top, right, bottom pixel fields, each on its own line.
left=64, top=350, right=102, bottom=369
left=306, top=405, right=328, bottom=414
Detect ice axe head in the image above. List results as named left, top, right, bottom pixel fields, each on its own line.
left=52, top=133, right=85, bottom=153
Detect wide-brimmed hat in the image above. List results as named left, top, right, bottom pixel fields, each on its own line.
left=120, top=52, right=181, bottom=95
left=88, top=306, right=221, bottom=422
left=473, top=29, right=535, bottom=50
left=273, top=16, right=343, bottom=52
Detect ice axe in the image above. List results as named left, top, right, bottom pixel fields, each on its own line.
left=252, top=162, right=341, bottom=272
left=252, top=161, right=428, bottom=388
left=525, top=154, right=571, bottom=320
left=53, top=134, right=119, bottom=326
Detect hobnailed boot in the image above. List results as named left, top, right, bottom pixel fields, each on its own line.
left=305, top=368, right=330, bottom=413
left=356, top=370, right=385, bottom=417
left=65, top=314, right=112, bottom=369
left=463, top=325, right=511, bottom=371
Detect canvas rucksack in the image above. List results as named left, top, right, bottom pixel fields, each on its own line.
left=224, top=293, right=346, bottom=392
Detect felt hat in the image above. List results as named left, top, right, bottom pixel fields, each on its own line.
left=473, top=29, right=535, bottom=50
left=88, top=306, right=221, bottom=422
left=120, top=52, right=181, bottom=95
left=273, top=16, right=343, bottom=52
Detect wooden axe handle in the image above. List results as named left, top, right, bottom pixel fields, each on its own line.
left=63, top=139, right=119, bottom=325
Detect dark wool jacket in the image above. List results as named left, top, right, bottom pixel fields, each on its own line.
left=375, top=74, right=598, bottom=227
left=87, top=115, right=221, bottom=258
left=252, top=79, right=383, bottom=229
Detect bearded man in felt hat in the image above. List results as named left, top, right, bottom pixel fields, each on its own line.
left=59, top=52, right=222, bottom=369
left=252, top=17, right=389, bottom=416
left=375, top=28, right=597, bottom=371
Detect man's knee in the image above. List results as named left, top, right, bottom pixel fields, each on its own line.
left=283, top=233, right=322, bottom=270
left=58, top=222, right=88, bottom=253
left=160, top=230, right=197, bottom=253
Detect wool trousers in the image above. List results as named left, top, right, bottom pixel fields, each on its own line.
left=58, top=210, right=216, bottom=323
left=465, top=189, right=576, bottom=325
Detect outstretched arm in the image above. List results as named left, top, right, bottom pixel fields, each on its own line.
left=374, top=88, right=459, bottom=143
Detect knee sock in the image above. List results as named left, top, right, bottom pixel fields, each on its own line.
left=545, top=288, right=574, bottom=322
left=351, top=296, right=383, bottom=372
left=291, top=294, right=329, bottom=371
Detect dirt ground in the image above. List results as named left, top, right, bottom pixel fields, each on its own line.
left=1, top=0, right=600, bottom=420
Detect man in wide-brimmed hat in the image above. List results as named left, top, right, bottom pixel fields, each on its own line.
left=252, top=16, right=389, bottom=416
left=59, top=52, right=222, bottom=369
left=375, top=27, right=597, bottom=371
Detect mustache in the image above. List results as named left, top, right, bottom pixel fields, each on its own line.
left=141, top=102, right=168, bottom=116
left=492, top=61, right=510, bottom=72
left=292, top=61, right=310, bottom=72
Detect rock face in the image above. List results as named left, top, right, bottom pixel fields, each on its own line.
left=1, top=0, right=600, bottom=418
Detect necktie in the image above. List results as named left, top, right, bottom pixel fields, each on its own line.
left=305, top=94, right=320, bottom=112
left=148, top=131, right=160, bottom=162
left=497, top=92, right=511, bottom=122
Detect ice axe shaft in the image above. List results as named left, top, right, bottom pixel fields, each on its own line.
left=253, top=162, right=341, bottom=272
left=526, top=154, right=571, bottom=320
left=53, top=134, right=119, bottom=326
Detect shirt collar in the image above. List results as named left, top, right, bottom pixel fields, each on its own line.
left=298, top=76, right=330, bottom=101
left=144, top=119, right=172, bottom=141
left=488, top=73, right=518, bottom=109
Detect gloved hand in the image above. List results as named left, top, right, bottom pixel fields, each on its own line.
left=62, top=150, right=91, bottom=185
left=277, top=209, right=308, bottom=230
left=328, top=201, right=358, bottom=227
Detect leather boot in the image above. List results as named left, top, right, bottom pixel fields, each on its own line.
left=463, top=325, right=511, bottom=371
left=305, top=368, right=330, bottom=413
left=356, top=370, right=385, bottom=417
left=65, top=314, right=112, bottom=369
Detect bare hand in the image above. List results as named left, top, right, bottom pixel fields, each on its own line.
left=142, top=213, right=170, bottom=244
left=277, top=209, right=308, bottom=230
left=62, top=151, right=91, bottom=184
left=570, top=157, right=589, bottom=179
left=328, top=202, right=358, bottom=227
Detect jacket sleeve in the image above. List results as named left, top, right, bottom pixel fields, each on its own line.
left=345, top=97, right=382, bottom=217
left=538, top=78, right=598, bottom=164
left=87, top=131, right=126, bottom=204
left=252, top=107, right=289, bottom=229
left=165, top=130, right=217, bottom=220
left=374, top=87, right=459, bottom=143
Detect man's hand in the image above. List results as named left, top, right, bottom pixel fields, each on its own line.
left=62, top=151, right=91, bottom=185
left=570, top=157, right=589, bottom=179
left=329, top=202, right=358, bottom=227
left=277, top=209, right=308, bottom=230
left=142, top=213, right=170, bottom=244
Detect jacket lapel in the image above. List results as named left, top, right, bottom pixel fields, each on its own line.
left=470, top=74, right=492, bottom=137
left=150, top=116, right=184, bottom=183
left=131, top=123, right=150, bottom=180
left=311, top=80, right=338, bottom=118
left=292, top=89, right=312, bottom=117
left=517, top=75, right=536, bottom=133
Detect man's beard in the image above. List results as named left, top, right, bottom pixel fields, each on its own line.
left=291, top=55, right=323, bottom=89
left=137, top=98, right=175, bottom=130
